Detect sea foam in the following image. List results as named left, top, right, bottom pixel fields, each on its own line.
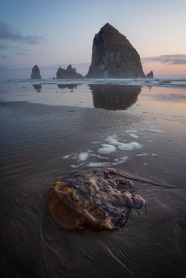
left=78, top=152, right=89, bottom=161
left=105, top=135, right=142, bottom=151
left=98, top=144, right=116, bottom=154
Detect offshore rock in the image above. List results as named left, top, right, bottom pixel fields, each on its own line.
left=31, top=65, right=41, bottom=79
left=56, top=64, right=83, bottom=79
left=86, top=23, right=145, bottom=78
left=146, top=71, right=154, bottom=78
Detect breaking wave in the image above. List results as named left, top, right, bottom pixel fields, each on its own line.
left=1, top=77, right=186, bottom=89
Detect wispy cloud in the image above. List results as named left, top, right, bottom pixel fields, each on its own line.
left=1, top=54, right=7, bottom=59
left=0, top=44, right=9, bottom=50
left=142, top=54, right=186, bottom=65
left=0, top=21, right=45, bottom=44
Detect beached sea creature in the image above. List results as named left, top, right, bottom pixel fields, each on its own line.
left=48, top=168, right=146, bottom=232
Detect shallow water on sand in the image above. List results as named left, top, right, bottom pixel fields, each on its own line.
left=0, top=82, right=186, bottom=277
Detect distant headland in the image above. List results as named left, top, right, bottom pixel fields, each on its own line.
left=31, top=23, right=153, bottom=79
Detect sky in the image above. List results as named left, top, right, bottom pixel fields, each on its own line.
left=0, top=0, right=186, bottom=80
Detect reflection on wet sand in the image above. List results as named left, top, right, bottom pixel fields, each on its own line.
left=58, top=84, right=78, bottom=90
left=89, top=85, right=141, bottom=110
left=32, top=84, right=42, bottom=92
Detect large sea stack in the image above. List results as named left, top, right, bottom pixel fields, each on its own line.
left=86, top=23, right=145, bottom=78
left=56, top=64, right=83, bottom=79
left=31, top=65, right=41, bottom=79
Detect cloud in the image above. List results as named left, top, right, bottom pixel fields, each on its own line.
left=0, top=44, right=9, bottom=50
left=142, top=54, right=186, bottom=65
left=1, top=54, right=7, bottom=59
left=0, top=21, right=45, bottom=44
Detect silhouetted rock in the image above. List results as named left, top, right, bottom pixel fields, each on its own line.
left=89, top=84, right=141, bottom=110
left=31, top=65, right=41, bottom=79
left=56, top=64, right=83, bottom=79
left=146, top=71, right=154, bottom=78
left=86, top=23, right=145, bottom=78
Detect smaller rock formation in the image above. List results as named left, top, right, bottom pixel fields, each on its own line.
left=146, top=71, right=154, bottom=78
left=31, top=65, right=41, bottom=79
left=56, top=64, right=83, bottom=79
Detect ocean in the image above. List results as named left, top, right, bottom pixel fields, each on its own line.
left=0, top=78, right=186, bottom=277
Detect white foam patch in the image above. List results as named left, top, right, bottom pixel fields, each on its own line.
left=136, top=153, right=148, bottom=157
left=105, top=135, right=142, bottom=151
left=120, top=156, right=128, bottom=161
left=105, top=135, right=118, bottom=146
left=70, top=165, right=79, bottom=168
left=78, top=152, right=89, bottom=161
left=98, top=144, right=116, bottom=154
left=117, top=142, right=142, bottom=151
left=128, top=133, right=139, bottom=139
left=62, top=153, right=77, bottom=159
left=90, top=154, right=109, bottom=160
left=62, top=154, right=70, bottom=159
left=125, top=129, right=137, bottom=134
left=87, top=162, right=112, bottom=167
left=112, top=156, right=128, bottom=165
left=142, top=129, right=165, bottom=133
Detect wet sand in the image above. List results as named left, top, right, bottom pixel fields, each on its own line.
left=0, top=84, right=186, bottom=277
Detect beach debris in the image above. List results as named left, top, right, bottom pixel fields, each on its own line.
left=48, top=168, right=146, bottom=232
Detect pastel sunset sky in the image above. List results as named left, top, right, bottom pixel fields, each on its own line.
left=0, top=0, right=186, bottom=80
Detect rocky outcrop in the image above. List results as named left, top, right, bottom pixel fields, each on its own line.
left=31, top=65, right=41, bottom=79
left=56, top=64, right=83, bottom=79
left=86, top=23, right=145, bottom=78
left=146, top=71, right=154, bottom=78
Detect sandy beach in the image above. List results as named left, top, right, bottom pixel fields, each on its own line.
left=0, top=82, right=186, bottom=277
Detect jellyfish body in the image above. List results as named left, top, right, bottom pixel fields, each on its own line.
left=48, top=168, right=146, bottom=232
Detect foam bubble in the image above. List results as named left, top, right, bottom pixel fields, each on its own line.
left=136, top=153, right=148, bottom=157
left=87, top=162, right=112, bottom=167
left=128, top=133, right=139, bottom=139
left=112, top=156, right=128, bottom=165
left=105, top=135, right=142, bottom=151
left=125, top=129, right=137, bottom=134
left=142, top=129, right=165, bottom=133
left=117, top=142, right=142, bottom=151
left=62, top=154, right=70, bottom=159
left=70, top=165, right=79, bottom=168
left=78, top=152, right=89, bottom=161
left=98, top=144, right=116, bottom=154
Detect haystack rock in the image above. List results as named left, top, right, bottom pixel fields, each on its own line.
left=146, top=71, right=154, bottom=78
left=86, top=23, right=145, bottom=78
left=31, top=65, right=41, bottom=79
left=56, top=64, right=83, bottom=79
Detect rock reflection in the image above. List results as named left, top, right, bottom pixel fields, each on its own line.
left=33, top=84, right=42, bottom=92
left=89, top=85, right=141, bottom=110
left=58, top=84, right=78, bottom=91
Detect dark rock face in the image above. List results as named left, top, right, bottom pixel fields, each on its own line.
left=31, top=65, right=41, bottom=79
left=146, top=71, right=154, bottom=78
left=86, top=23, right=145, bottom=78
left=56, top=64, right=83, bottom=79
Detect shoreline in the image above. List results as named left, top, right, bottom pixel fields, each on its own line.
left=0, top=86, right=186, bottom=277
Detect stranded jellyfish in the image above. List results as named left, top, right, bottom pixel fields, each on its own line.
left=48, top=168, right=146, bottom=232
